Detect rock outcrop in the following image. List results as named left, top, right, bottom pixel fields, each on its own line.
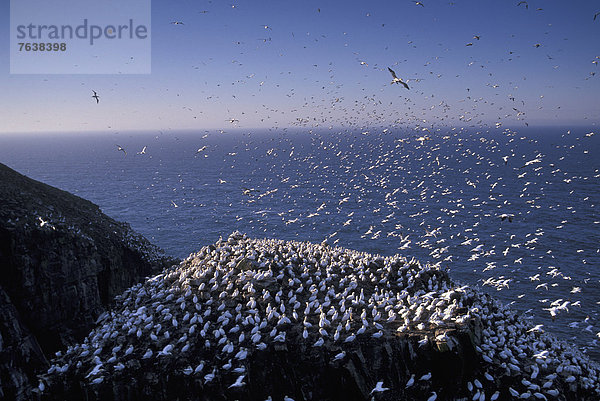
left=0, top=163, right=176, bottom=400
left=38, top=233, right=600, bottom=401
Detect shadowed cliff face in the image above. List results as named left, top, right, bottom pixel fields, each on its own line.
left=0, top=162, right=176, bottom=400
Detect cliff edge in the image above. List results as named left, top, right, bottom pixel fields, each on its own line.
left=0, top=162, right=176, bottom=400
left=40, top=233, right=600, bottom=401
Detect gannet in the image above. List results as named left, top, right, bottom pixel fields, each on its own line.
left=387, top=67, right=410, bottom=89
left=369, top=381, right=389, bottom=394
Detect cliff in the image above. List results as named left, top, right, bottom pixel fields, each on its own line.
left=39, top=233, right=600, bottom=401
left=0, top=162, right=176, bottom=400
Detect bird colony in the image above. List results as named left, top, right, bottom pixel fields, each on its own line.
left=39, top=232, right=599, bottom=400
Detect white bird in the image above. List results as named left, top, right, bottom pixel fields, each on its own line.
left=194, top=362, right=204, bottom=374
left=405, top=374, right=415, bottom=388
left=85, top=363, right=103, bottom=378
left=527, top=324, right=544, bottom=333
left=204, top=369, right=216, bottom=383
left=471, top=244, right=484, bottom=253
left=228, top=374, right=246, bottom=388
left=427, top=391, right=437, bottom=401
left=388, top=67, right=410, bottom=89
left=158, top=344, right=173, bottom=356
left=370, top=381, right=390, bottom=395
left=420, top=372, right=432, bottom=381
left=37, top=217, right=54, bottom=229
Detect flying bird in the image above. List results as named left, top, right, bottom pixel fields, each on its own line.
left=517, top=1, right=528, bottom=9
left=115, top=145, right=126, bottom=156
left=388, top=67, right=410, bottom=89
left=171, top=21, right=184, bottom=25
left=137, top=146, right=147, bottom=155
left=594, top=11, right=600, bottom=21
left=415, top=135, right=430, bottom=145
left=91, top=90, right=100, bottom=103
left=370, top=381, right=390, bottom=395
left=413, top=1, right=425, bottom=6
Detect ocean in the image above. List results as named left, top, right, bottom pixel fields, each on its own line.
left=1, top=126, right=598, bottom=362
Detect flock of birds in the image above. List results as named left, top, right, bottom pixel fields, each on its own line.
left=100, top=124, right=599, bottom=363
left=38, top=232, right=599, bottom=400
left=82, top=1, right=599, bottom=133
left=27, top=1, right=596, bottom=397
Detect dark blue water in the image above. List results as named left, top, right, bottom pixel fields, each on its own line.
left=1, top=127, right=599, bottom=361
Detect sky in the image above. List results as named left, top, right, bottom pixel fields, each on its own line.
left=1, top=0, right=599, bottom=134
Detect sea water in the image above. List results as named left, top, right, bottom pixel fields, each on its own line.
left=1, top=126, right=598, bottom=361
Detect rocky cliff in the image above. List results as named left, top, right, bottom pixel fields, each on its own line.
left=38, top=233, right=600, bottom=401
left=0, top=162, right=176, bottom=400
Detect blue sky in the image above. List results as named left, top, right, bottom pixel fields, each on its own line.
left=1, top=0, right=599, bottom=134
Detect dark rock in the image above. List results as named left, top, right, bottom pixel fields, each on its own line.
left=0, top=163, right=176, bottom=400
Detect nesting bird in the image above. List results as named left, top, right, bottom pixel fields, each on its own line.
left=37, top=232, right=600, bottom=400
